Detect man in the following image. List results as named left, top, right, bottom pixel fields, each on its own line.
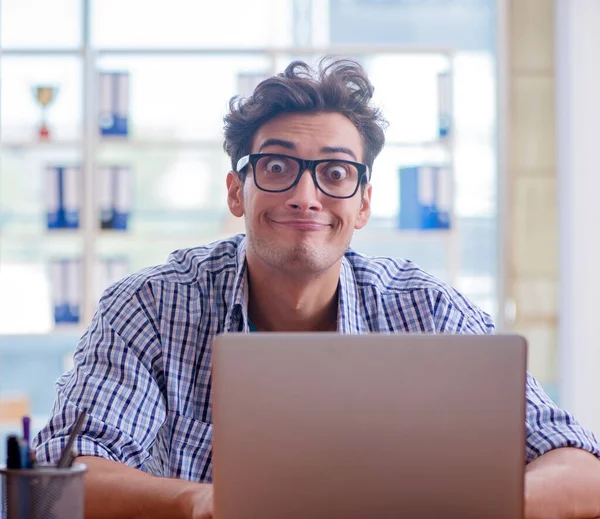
left=34, top=58, right=600, bottom=519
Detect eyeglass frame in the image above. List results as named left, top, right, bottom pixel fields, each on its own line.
left=235, top=153, right=371, bottom=199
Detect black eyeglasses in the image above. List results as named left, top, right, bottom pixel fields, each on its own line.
left=236, top=153, right=370, bottom=199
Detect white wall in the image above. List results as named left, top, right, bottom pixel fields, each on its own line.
left=556, top=0, right=600, bottom=435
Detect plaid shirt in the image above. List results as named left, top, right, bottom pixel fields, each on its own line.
left=34, top=234, right=600, bottom=482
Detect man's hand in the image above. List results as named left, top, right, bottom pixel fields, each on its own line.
left=178, top=483, right=213, bottom=519
left=525, top=448, right=600, bottom=519
left=77, top=456, right=213, bottom=519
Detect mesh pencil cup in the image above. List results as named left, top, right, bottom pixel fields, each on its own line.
left=1, top=463, right=86, bottom=519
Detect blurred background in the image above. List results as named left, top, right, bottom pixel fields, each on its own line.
left=1, top=0, right=598, bottom=453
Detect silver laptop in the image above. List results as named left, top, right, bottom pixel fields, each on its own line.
left=212, top=333, right=527, bottom=519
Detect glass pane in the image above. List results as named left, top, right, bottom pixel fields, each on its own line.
left=366, top=54, right=451, bottom=143
left=369, top=144, right=451, bottom=222
left=0, top=0, right=82, bottom=49
left=0, top=147, right=82, bottom=235
left=273, top=52, right=451, bottom=144
left=0, top=263, right=54, bottom=333
left=95, top=54, right=273, bottom=140
left=325, top=0, right=500, bottom=323
left=92, top=0, right=293, bottom=48
left=0, top=333, right=80, bottom=463
left=453, top=52, right=496, bottom=218
left=0, top=146, right=83, bottom=333
left=352, top=229, right=450, bottom=283
left=0, top=57, right=83, bottom=141
left=329, top=0, right=496, bottom=51
left=94, top=144, right=235, bottom=280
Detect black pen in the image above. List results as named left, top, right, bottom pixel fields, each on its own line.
left=6, top=435, right=22, bottom=469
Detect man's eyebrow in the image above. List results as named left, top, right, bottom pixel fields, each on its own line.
left=257, top=140, right=358, bottom=161
left=258, top=139, right=296, bottom=151
left=320, top=146, right=357, bottom=161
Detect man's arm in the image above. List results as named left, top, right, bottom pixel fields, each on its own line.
left=34, top=283, right=167, bottom=470
left=525, top=447, right=600, bottom=519
left=77, top=456, right=213, bottom=519
left=32, top=283, right=214, bottom=517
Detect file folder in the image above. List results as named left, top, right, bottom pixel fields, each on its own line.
left=62, top=166, right=80, bottom=229
left=65, top=259, right=81, bottom=323
left=113, top=166, right=132, bottom=230
left=50, top=259, right=68, bottom=324
left=46, top=165, right=81, bottom=229
left=50, top=259, right=82, bottom=324
left=97, top=165, right=132, bottom=230
left=399, top=165, right=452, bottom=230
left=437, top=71, right=452, bottom=139
left=99, top=71, right=130, bottom=136
left=98, top=165, right=114, bottom=229
left=46, top=166, right=61, bottom=229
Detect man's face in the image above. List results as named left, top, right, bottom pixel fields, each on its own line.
left=226, top=111, right=372, bottom=277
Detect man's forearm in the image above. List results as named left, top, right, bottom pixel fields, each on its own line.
left=525, top=448, right=600, bottom=519
left=75, top=456, right=211, bottom=519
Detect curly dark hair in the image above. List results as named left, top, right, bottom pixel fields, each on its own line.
left=223, top=57, right=388, bottom=179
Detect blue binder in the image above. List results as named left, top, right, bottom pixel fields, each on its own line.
left=398, top=166, right=451, bottom=230
left=98, top=165, right=132, bottom=230
left=112, top=166, right=132, bottom=230
left=46, top=166, right=61, bottom=229
left=99, top=71, right=130, bottom=137
left=46, top=165, right=80, bottom=229
left=437, top=70, right=452, bottom=139
left=51, top=259, right=81, bottom=324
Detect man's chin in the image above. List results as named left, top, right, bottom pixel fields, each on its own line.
left=266, top=244, right=325, bottom=270
left=247, top=233, right=337, bottom=272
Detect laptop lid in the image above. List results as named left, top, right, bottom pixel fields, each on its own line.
left=212, top=333, right=526, bottom=519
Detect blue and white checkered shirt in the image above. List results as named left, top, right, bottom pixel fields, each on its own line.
left=33, top=234, right=600, bottom=482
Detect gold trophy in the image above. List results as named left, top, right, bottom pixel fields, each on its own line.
left=32, top=84, right=59, bottom=140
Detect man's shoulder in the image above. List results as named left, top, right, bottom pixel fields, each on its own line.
left=345, top=248, right=452, bottom=295
left=344, top=249, right=490, bottom=326
left=105, top=235, right=244, bottom=298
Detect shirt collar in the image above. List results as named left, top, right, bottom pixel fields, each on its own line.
left=224, top=236, right=250, bottom=332
left=338, top=253, right=369, bottom=334
left=225, top=239, right=368, bottom=334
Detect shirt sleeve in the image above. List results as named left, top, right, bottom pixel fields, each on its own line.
left=460, top=308, right=600, bottom=463
left=525, top=371, right=600, bottom=463
left=32, top=281, right=167, bottom=472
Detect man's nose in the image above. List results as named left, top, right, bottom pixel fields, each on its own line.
left=285, top=169, right=323, bottom=212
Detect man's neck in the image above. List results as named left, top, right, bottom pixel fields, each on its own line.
left=246, top=255, right=340, bottom=333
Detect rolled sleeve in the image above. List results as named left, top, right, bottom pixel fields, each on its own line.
left=525, top=372, right=600, bottom=462
left=33, top=282, right=167, bottom=471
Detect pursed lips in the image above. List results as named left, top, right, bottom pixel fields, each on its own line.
left=269, top=218, right=331, bottom=231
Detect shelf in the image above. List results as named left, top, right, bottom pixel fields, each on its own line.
left=0, top=46, right=454, bottom=58
left=2, top=227, right=454, bottom=243
left=386, top=139, right=452, bottom=149
left=99, top=138, right=451, bottom=149
left=0, top=331, right=82, bottom=354
left=0, top=140, right=83, bottom=150
left=0, top=48, right=84, bottom=57
left=62, top=225, right=456, bottom=242
left=0, top=138, right=451, bottom=150
left=0, top=228, right=83, bottom=238
left=98, top=137, right=224, bottom=149
left=354, top=227, right=455, bottom=242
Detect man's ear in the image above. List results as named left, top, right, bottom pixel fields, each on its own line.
left=226, top=171, right=245, bottom=217
left=354, top=183, right=372, bottom=230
